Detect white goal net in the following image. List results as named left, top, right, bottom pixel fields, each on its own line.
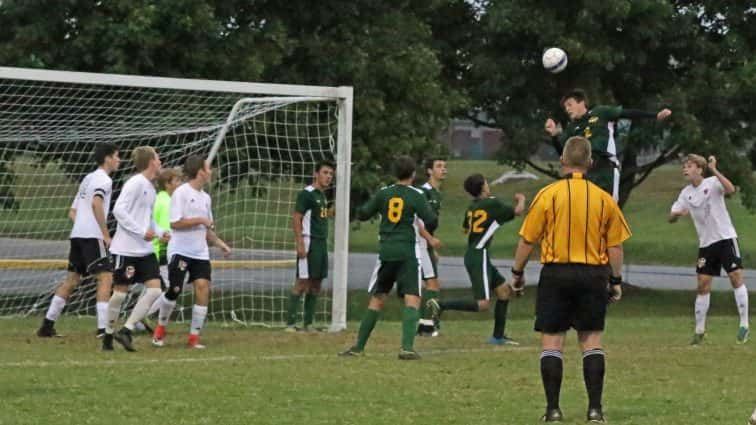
left=0, top=67, right=352, bottom=331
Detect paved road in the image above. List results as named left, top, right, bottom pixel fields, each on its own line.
left=1, top=237, right=753, bottom=294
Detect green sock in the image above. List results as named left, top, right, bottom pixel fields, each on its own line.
left=401, top=306, right=420, bottom=351
left=493, top=299, right=509, bottom=338
left=286, top=293, right=301, bottom=326
left=440, top=299, right=479, bottom=312
left=421, top=289, right=440, bottom=319
left=355, top=309, right=380, bottom=351
left=303, top=293, right=317, bottom=327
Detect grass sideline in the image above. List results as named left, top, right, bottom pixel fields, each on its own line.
left=349, top=161, right=755, bottom=266
left=2, top=288, right=755, bottom=425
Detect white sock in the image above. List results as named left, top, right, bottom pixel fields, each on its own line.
left=96, top=302, right=108, bottom=330
left=695, top=293, right=710, bottom=334
left=158, top=295, right=177, bottom=326
left=734, top=285, right=749, bottom=328
left=45, top=295, right=66, bottom=322
left=190, top=305, right=208, bottom=336
left=147, top=293, right=163, bottom=316
left=124, top=288, right=162, bottom=330
left=106, top=291, right=127, bottom=334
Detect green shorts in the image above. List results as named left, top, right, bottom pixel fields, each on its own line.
left=367, top=257, right=421, bottom=297
left=297, top=238, right=328, bottom=280
left=464, top=248, right=506, bottom=300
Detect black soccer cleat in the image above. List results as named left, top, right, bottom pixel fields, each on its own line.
left=37, top=319, right=61, bottom=338
left=101, top=333, right=114, bottom=351
left=338, top=346, right=364, bottom=357
left=95, top=328, right=106, bottom=339
left=587, top=407, right=605, bottom=423
left=114, top=328, right=136, bottom=352
left=540, top=408, right=563, bottom=422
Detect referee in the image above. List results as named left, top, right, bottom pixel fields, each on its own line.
left=510, top=136, right=631, bottom=423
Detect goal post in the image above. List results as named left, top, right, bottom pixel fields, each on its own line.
left=0, top=67, right=352, bottom=331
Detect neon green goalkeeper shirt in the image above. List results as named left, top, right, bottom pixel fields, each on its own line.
left=153, top=190, right=171, bottom=259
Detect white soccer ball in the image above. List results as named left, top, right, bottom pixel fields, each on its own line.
left=542, top=47, right=568, bottom=73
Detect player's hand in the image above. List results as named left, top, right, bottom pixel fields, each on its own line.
left=657, top=108, right=672, bottom=121
left=160, top=231, right=171, bottom=243
left=296, top=243, right=306, bottom=259
left=513, top=193, right=526, bottom=204
left=327, top=206, right=335, bottom=218
left=432, top=250, right=440, bottom=264
left=707, top=155, right=717, bottom=171
left=428, top=237, right=443, bottom=250
left=144, top=229, right=156, bottom=241
left=544, top=118, right=561, bottom=137
left=608, top=282, right=622, bottom=303
left=511, top=274, right=525, bottom=296
left=103, top=235, right=112, bottom=248
left=220, top=243, right=232, bottom=257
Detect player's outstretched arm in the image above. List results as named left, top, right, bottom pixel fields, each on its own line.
left=618, top=108, right=672, bottom=121
left=513, top=193, right=527, bottom=216
left=707, top=155, right=736, bottom=194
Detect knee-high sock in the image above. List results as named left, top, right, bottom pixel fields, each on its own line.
left=158, top=294, right=177, bottom=326
left=45, top=295, right=66, bottom=322
left=492, top=299, right=509, bottom=338
left=695, top=293, right=710, bottom=334
left=540, top=350, right=563, bottom=410
left=401, top=306, right=420, bottom=351
left=303, top=293, right=318, bottom=327
left=355, top=309, right=380, bottom=351
left=124, top=288, right=162, bottom=330
left=286, top=293, right=302, bottom=326
left=96, top=301, right=108, bottom=330
left=734, top=285, right=749, bottom=328
left=190, top=305, right=208, bottom=336
left=106, top=291, right=127, bottom=334
left=583, top=349, right=606, bottom=410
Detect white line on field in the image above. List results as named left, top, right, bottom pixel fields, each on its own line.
left=0, top=355, right=239, bottom=368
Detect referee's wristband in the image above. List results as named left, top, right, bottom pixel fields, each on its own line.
left=609, top=275, right=622, bottom=286
left=511, top=267, right=524, bottom=277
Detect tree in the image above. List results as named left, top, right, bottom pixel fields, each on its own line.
left=443, top=0, right=755, bottom=209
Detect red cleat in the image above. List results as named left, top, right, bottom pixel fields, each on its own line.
left=188, top=334, right=206, bottom=349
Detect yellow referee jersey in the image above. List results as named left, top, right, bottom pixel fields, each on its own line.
left=519, top=173, right=631, bottom=265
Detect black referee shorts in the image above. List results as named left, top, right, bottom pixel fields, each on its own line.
left=534, top=263, right=610, bottom=333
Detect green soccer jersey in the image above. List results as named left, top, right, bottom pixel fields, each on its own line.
left=560, top=105, right=623, bottom=158
left=463, top=197, right=515, bottom=250
left=153, top=190, right=171, bottom=259
left=295, top=185, right=329, bottom=239
left=357, top=184, right=437, bottom=261
left=420, top=182, right=441, bottom=233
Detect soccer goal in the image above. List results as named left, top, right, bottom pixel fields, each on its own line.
left=0, top=67, right=352, bottom=331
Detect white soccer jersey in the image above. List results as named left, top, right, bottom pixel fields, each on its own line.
left=167, top=183, right=213, bottom=261
left=70, top=168, right=113, bottom=240
left=671, top=176, right=737, bottom=247
left=110, top=173, right=164, bottom=257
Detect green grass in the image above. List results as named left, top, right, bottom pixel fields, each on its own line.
left=349, top=161, right=755, bottom=266
left=2, top=288, right=756, bottom=425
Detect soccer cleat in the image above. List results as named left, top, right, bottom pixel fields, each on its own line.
left=737, top=326, right=749, bottom=344
left=36, top=323, right=61, bottom=338
left=749, top=411, right=756, bottom=425
left=488, top=335, right=520, bottom=346
left=540, top=408, right=563, bottom=422
left=416, top=319, right=435, bottom=337
left=284, top=325, right=299, bottom=333
left=690, top=333, right=705, bottom=346
left=114, top=328, right=136, bottom=352
left=95, top=328, right=105, bottom=339
left=397, top=349, right=421, bottom=360
left=302, top=326, right=322, bottom=333
left=101, top=333, right=114, bottom=351
left=187, top=334, right=205, bottom=349
left=338, top=346, right=364, bottom=357
left=152, top=324, right=166, bottom=347
left=587, top=407, right=605, bottom=423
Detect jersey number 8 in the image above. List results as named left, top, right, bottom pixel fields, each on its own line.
left=387, top=197, right=404, bottom=223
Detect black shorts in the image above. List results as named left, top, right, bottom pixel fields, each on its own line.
left=534, top=264, right=610, bottom=333
left=112, top=253, right=161, bottom=286
left=67, top=238, right=112, bottom=276
left=696, top=238, right=743, bottom=276
left=168, top=254, right=212, bottom=286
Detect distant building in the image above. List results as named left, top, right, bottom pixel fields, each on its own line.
left=442, top=119, right=504, bottom=160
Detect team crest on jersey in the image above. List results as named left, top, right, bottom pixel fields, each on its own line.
left=697, top=257, right=706, bottom=269
left=589, top=116, right=599, bottom=123
left=179, top=260, right=188, bottom=271
left=125, top=265, right=136, bottom=279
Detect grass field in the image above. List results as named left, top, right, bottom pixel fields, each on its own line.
left=2, top=288, right=755, bottom=425
left=350, top=161, right=755, bottom=267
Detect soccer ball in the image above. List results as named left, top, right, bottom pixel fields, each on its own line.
left=542, top=47, right=568, bottom=73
